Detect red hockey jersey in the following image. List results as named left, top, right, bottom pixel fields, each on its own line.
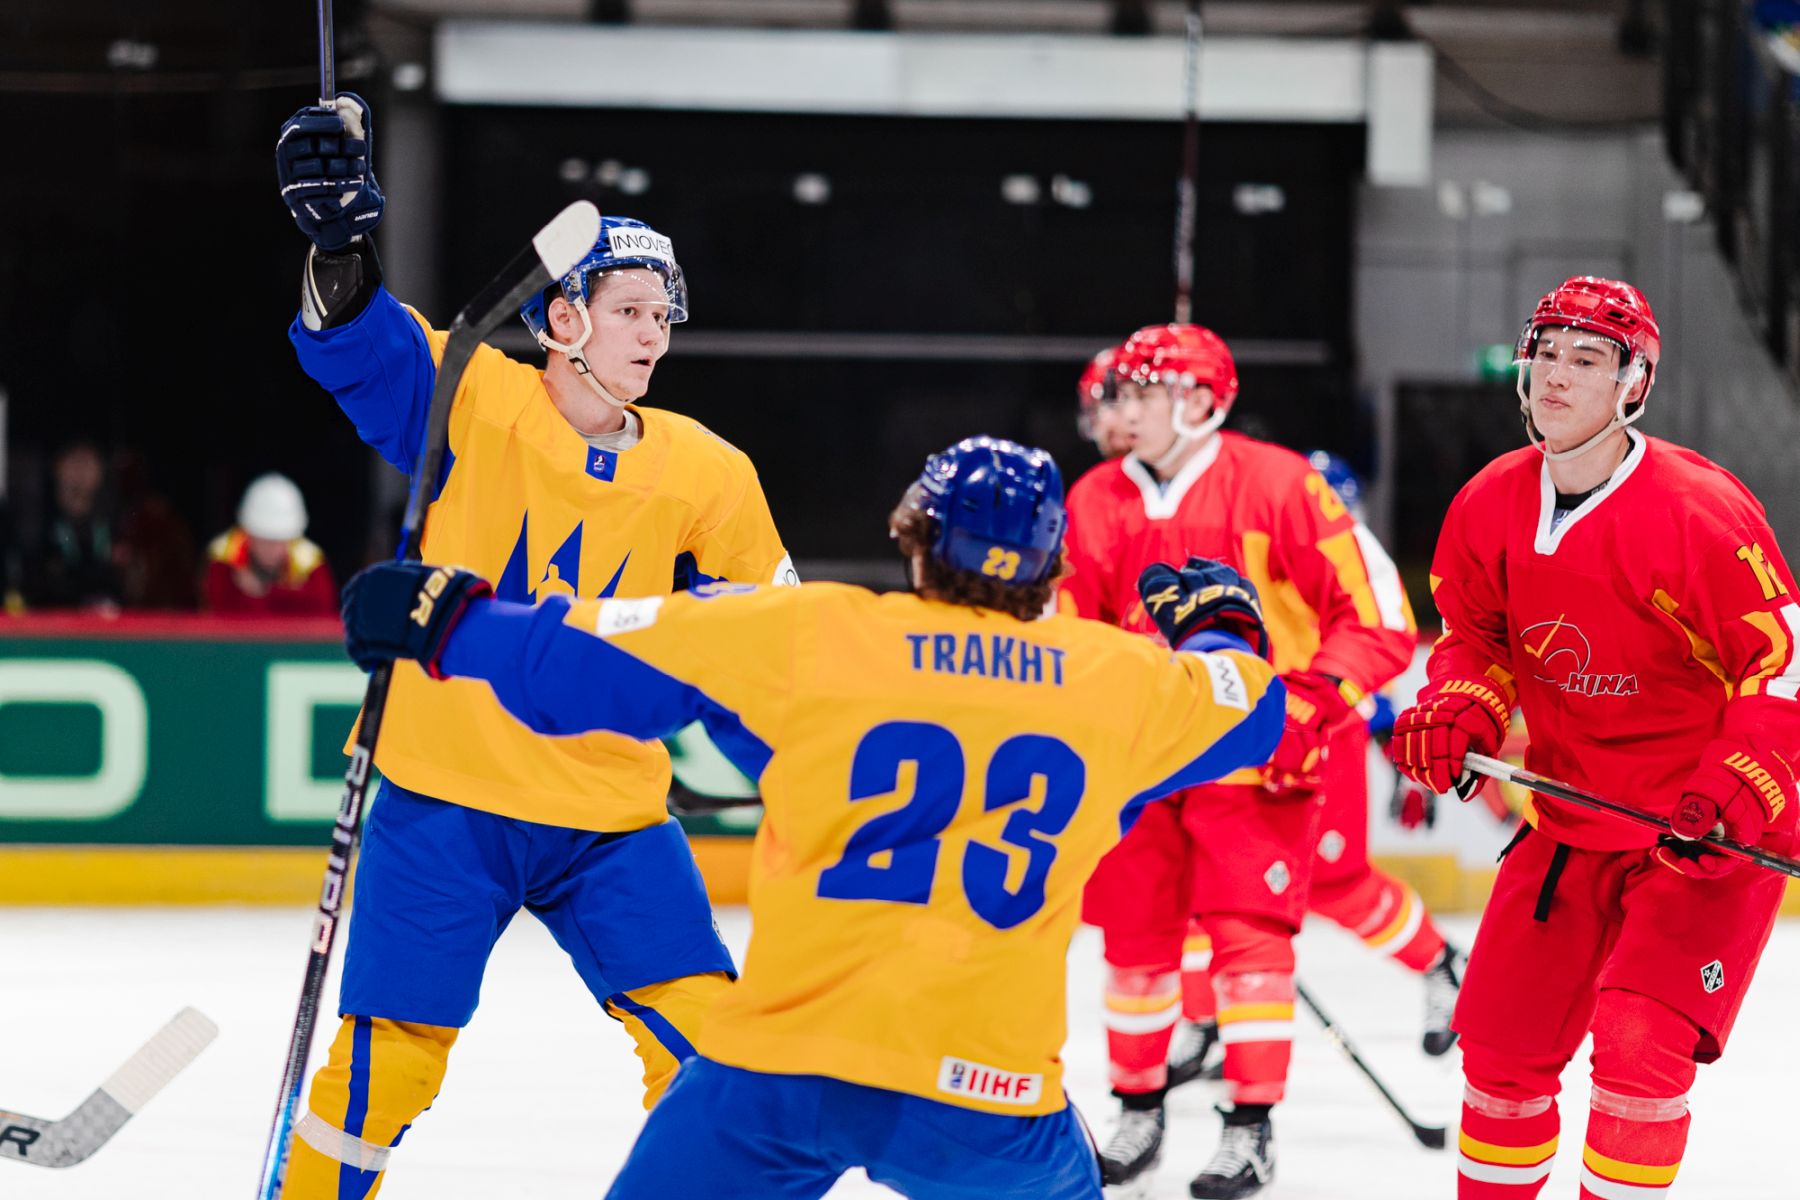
left=1427, top=433, right=1800, bottom=850
left=1061, top=430, right=1416, bottom=702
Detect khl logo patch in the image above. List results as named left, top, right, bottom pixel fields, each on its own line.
left=1700, top=960, right=1725, bottom=994
left=1264, top=861, right=1291, bottom=896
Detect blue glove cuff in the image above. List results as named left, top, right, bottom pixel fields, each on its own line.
left=1176, top=629, right=1256, bottom=656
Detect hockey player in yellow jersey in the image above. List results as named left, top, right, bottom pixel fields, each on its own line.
left=337, top=436, right=1287, bottom=1199
left=275, top=94, right=792, bottom=1198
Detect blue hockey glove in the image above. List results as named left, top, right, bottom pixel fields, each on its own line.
left=342, top=562, right=491, bottom=677
left=276, top=92, right=385, bottom=251
left=1136, top=557, right=1271, bottom=659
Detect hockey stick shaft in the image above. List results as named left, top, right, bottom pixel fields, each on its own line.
left=1172, top=0, right=1201, bottom=323
left=1462, top=753, right=1800, bottom=879
left=0, top=1008, right=217, bottom=1169
left=1294, top=981, right=1446, bottom=1150
left=317, top=0, right=334, bottom=104
left=254, top=200, right=601, bottom=1200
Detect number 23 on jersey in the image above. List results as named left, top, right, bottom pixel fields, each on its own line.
left=817, top=721, right=1085, bottom=930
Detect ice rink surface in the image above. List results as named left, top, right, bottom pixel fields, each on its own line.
left=4, top=905, right=1799, bottom=1199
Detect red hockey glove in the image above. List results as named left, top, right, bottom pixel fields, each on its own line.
left=1388, top=677, right=1510, bottom=796
left=1263, top=671, right=1358, bottom=794
left=1653, top=741, right=1797, bottom=880
left=1390, top=776, right=1436, bottom=830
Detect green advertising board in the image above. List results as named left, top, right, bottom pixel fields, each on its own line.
left=0, top=620, right=760, bottom=850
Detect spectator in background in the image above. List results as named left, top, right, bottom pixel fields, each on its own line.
left=21, top=442, right=124, bottom=613
left=204, top=473, right=337, bottom=617
left=114, top=448, right=199, bottom=610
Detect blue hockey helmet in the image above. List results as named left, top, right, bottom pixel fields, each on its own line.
left=910, top=436, right=1066, bottom=585
left=1306, top=449, right=1363, bottom=512
left=518, top=215, right=689, bottom=342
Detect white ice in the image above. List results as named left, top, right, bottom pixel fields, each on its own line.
left=3, top=906, right=1797, bottom=1199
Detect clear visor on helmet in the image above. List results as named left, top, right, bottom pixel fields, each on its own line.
left=1118, top=371, right=1221, bottom=437
left=1513, top=328, right=1633, bottom=391
left=1076, top=373, right=1121, bottom=440
left=578, top=263, right=689, bottom=325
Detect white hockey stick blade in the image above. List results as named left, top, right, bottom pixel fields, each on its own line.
left=532, top=200, right=602, bottom=282
left=0, top=1007, right=218, bottom=1169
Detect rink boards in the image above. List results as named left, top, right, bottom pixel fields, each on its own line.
left=1, top=615, right=1794, bottom=912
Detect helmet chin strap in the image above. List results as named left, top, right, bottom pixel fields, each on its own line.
left=1149, top=383, right=1226, bottom=473
left=536, top=301, right=633, bottom=409
left=1519, top=365, right=1645, bottom=462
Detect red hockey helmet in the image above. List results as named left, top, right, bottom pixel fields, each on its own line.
left=1117, top=323, right=1240, bottom=441
left=1077, top=345, right=1120, bottom=414
left=1517, top=276, right=1660, bottom=388
left=1514, top=277, right=1660, bottom=460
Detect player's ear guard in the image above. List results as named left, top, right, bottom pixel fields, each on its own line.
left=342, top=561, right=492, bottom=678
left=1135, top=557, right=1271, bottom=659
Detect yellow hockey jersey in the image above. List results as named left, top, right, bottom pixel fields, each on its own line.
left=292, top=291, right=791, bottom=830
left=435, top=582, right=1286, bottom=1114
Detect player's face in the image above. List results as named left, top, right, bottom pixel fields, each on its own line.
left=1119, top=381, right=1175, bottom=461
left=1087, top=401, right=1132, bottom=459
left=583, top=269, right=673, bottom=401
left=1523, top=327, right=1631, bottom=450
left=1119, top=381, right=1211, bottom=462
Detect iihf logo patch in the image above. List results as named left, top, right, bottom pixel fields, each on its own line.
left=936, top=1056, right=1042, bottom=1107
left=1264, top=861, right=1291, bottom=895
left=1700, top=960, right=1725, bottom=994
left=584, top=448, right=618, bottom=482
left=1317, top=830, right=1346, bottom=864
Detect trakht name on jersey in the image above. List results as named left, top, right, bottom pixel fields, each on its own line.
left=905, top=632, right=1066, bottom=686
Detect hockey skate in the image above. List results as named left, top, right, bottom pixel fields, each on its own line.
left=1098, top=1104, right=1164, bottom=1190
left=1166, top=1019, right=1225, bottom=1088
left=1422, top=944, right=1464, bottom=1057
left=1189, top=1106, right=1274, bottom=1200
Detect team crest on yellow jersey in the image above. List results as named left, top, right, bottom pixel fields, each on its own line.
left=494, top=514, right=630, bottom=604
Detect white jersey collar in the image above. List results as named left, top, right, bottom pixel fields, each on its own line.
left=1122, top=434, right=1224, bottom=520
left=1534, top=431, right=1645, bottom=555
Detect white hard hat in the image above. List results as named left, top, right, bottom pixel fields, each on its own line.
left=238, top=473, right=308, bottom=541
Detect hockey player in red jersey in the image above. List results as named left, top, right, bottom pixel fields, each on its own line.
left=1391, top=276, right=1800, bottom=1199
left=1077, top=341, right=1232, bottom=1093
left=1165, top=451, right=1467, bottom=1078
left=1078, top=345, right=1134, bottom=460
left=1063, top=323, right=1419, bottom=1197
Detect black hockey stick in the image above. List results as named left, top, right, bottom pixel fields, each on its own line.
left=1463, top=752, right=1800, bottom=879
left=254, top=200, right=601, bottom=1200
left=1172, top=0, right=1202, bottom=323
left=1, top=1008, right=217, bottom=1169
left=1294, top=981, right=1446, bottom=1150
left=317, top=0, right=334, bottom=104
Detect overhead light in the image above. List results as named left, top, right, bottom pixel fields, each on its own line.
left=1051, top=175, right=1093, bottom=209
left=1001, top=174, right=1042, bottom=205
left=559, top=157, right=590, bottom=184
left=1663, top=190, right=1705, bottom=223
left=618, top=167, right=652, bottom=196
left=392, top=62, right=428, bottom=92
left=1232, top=184, right=1285, bottom=215
left=1437, top=180, right=1468, bottom=220
left=1471, top=180, right=1512, bottom=216
left=106, top=39, right=158, bottom=70
left=793, top=173, right=832, bottom=205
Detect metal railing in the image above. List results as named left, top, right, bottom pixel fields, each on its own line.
left=1664, top=0, right=1800, bottom=385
